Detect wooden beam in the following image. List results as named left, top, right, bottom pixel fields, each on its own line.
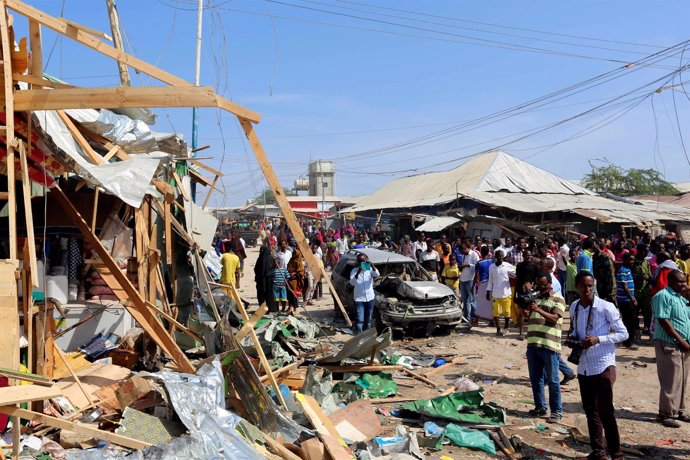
left=49, top=184, right=195, bottom=374
left=52, top=343, right=95, bottom=406
left=4, top=0, right=260, bottom=122
left=1, top=5, right=17, bottom=260
left=189, top=158, right=223, bottom=177
left=90, top=187, right=99, bottom=233
left=13, top=73, right=73, bottom=89
left=55, top=110, right=103, bottom=164
left=295, top=393, right=354, bottom=460
left=235, top=303, right=268, bottom=342
left=0, top=406, right=151, bottom=450
left=0, top=384, right=61, bottom=405
left=0, top=366, right=51, bottom=386
left=171, top=171, right=191, bottom=203
left=238, top=118, right=352, bottom=326
left=18, top=143, right=38, bottom=287
left=59, top=17, right=112, bottom=42
left=202, top=175, right=219, bottom=209
left=13, top=86, right=223, bottom=111
left=28, top=19, right=41, bottom=85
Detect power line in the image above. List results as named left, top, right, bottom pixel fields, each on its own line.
left=334, top=0, right=666, bottom=50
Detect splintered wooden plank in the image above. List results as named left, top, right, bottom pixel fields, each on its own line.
left=0, top=5, right=17, bottom=259
left=0, top=384, right=62, bottom=405
left=0, top=406, right=151, bottom=450
left=295, top=393, right=354, bottom=460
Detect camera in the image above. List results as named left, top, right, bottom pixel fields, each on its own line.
left=515, top=289, right=546, bottom=309
left=565, top=337, right=583, bottom=365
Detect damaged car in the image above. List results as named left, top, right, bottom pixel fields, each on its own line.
left=331, top=248, right=463, bottom=336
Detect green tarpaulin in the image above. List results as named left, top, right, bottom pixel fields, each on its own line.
left=441, top=424, right=496, bottom=455
left=354, top=373, right=398, bottom=398
left=401, top=389, right=505, bottom=425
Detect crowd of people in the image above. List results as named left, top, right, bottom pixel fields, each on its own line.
left=216, top=218, right=690, bottom=459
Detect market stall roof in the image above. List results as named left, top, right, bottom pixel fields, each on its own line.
left=415, top=216, right=460, bottom=232
left=344, top=151, right=690, bottom=225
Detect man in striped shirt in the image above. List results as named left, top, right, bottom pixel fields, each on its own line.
left=524, top=271, right=566, bottom=423
left=616, top=253, right=639, bottom=350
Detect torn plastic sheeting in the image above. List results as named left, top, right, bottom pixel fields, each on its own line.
left=78, top=109, right=159, bottom=154
left=183, top=183, right=219, bottom=250
left=33, top=110, right=164, bottom=208
left=224, top=337, right=311, bottom=443
left=440, top=424, right=496, bottom=455
left=400, top=390, right=505, bottom=426
left=149, top=359, right=264, bottom=459
left=368, top=425, right=422, bottom=459
left=321, top=327, right=392, bottom=363
left=355, top=373, right=398, bottom=399
left=300, top=366, right=340, bottom=415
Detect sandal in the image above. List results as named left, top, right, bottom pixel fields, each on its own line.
left=677, top=414, right=690, bottom=423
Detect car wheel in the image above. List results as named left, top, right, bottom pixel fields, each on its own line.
left=436, top=324, right=456, bottom=335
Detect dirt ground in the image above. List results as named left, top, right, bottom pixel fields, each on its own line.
left=238, top=243, right=690, bottom=459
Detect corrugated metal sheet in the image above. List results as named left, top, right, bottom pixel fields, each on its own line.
left=415, top=216, right=460, bottom=232
left=344, top=151, right=690, bottom=224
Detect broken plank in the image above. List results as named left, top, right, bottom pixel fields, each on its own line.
left=0, top=385, right=61, bottom=405
left=18, top=143, right=38, bottom=287
left=259, top=359, right=305, bottom=383
left=171, top=170, right=191, bottom=203
left=317, top=364, right=402, bottom=373
left=235, top=303, right=268, bottom=342
left=0, top=4, right=17, bottom=259
left=0, top=406, right=151, bottom=450
left=295, top=393, right=354, bottom=460
left=0, top=367, right=51, bottom=386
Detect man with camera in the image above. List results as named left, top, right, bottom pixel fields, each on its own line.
left=523, top=271, right=566, bottom=423
left=568, top=272, right=628, bottom=460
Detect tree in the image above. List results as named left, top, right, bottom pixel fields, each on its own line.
left=581, top=160, right=679, bottom=196
left=253, top=187, right=297, bottom=205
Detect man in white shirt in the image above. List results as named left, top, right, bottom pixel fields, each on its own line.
left=412, top=233, right=427, bottom=258
left=557, top=236, right=570, bottom=297
left=568, top=271, right=628, bottom=460
left=419, top=241, right=441, bottom=280
left=460, top=242, right=480, bottom=325
left=275, top=240, right=292, bottom=269
left=336, top=235, right=349, bottom=255
left=350, top=253, right=381, bottom=334
left=486, top=249, right=516, bottom=335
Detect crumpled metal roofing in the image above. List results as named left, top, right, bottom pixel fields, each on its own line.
left=344, top=151, right=690, bottom=224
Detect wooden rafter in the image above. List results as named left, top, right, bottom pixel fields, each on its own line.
left=3, top=0, right=261, bottom=122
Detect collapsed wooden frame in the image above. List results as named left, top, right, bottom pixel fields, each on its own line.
left=0, top=0, right=351, bottom=374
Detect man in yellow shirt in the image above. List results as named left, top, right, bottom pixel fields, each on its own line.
left=220, top=248, right=241, bottom=291
left=676, top=245, right=690, bottom=284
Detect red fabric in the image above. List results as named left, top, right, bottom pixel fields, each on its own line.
left=651, top=267, right=671, bottom=296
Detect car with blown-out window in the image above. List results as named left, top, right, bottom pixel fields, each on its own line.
left=331, top=248, right=463, bottom=336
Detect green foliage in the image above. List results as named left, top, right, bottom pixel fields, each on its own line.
left=253, top=187, right=297, bottom=205
left=581, top=160, right=679, bottom=196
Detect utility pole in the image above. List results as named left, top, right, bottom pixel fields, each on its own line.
left=190, top=0, right=203, bottom=202
left=105, top=0, right=130, bottom=86
left=320, top=160, right=325, bottom=228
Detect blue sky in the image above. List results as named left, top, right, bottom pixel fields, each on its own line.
left=12, top=0, right=690, bottom=206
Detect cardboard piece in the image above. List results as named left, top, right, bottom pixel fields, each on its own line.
left=115, top=375, right=157, bottom=410
left=300, top=437, right=326, bottom=460
left=57, top=363, right=130, bottom=410
left=329, top=399, right=382, bottom=443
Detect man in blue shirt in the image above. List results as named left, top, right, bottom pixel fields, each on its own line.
left=576, top=238, right=594, bottom=274
left=350, top=253, right=381, bottom=334
left=616, top=253, right=638, bottom=350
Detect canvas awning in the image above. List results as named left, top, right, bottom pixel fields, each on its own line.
left=415, top=216, right=460, bottom=232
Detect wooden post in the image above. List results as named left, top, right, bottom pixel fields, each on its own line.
left=104, top=0, right=131, bottom=87
left=1, top=5, right=17, bottom=260
left=18, top=143, right=38, bottom=287
left=238, top=118, right=352, bottom=326
left=28, top=20, right=42, bottom=84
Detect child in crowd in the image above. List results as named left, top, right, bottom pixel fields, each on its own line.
left=269, top=257, right=290, bottom=312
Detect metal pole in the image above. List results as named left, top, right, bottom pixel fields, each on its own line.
left=190, top=0, right=203, bottom=202
left=105, top=0, right=130, bottom=86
